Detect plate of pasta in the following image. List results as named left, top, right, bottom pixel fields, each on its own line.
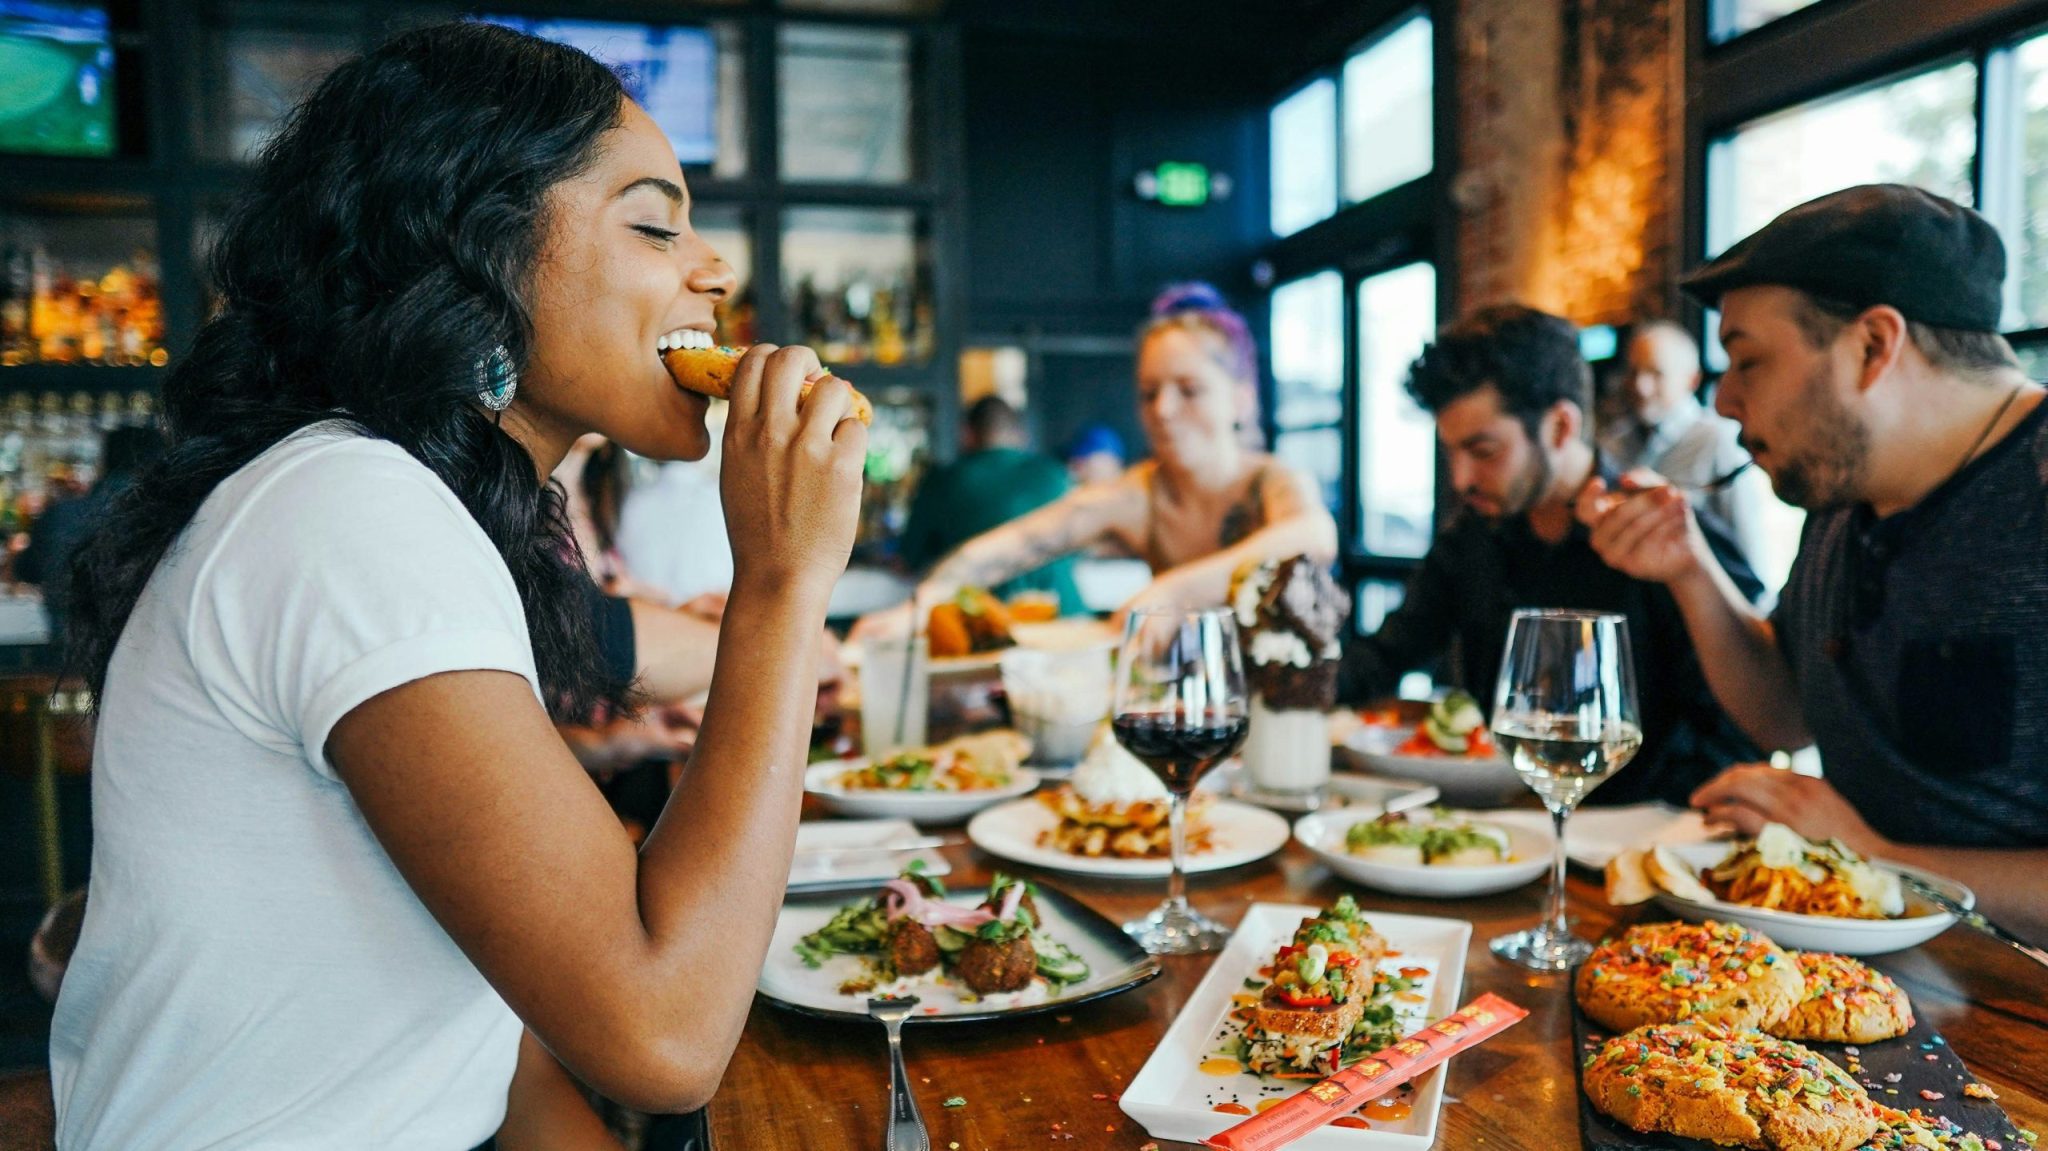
left=1609, top=824, right=1972, bottom=955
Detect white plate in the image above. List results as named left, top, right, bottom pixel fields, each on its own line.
left=1485, top=803, right=1717, bottom=870
left=1335, top=727, right=1524, bottom=808
left=758, top=880, right=1160, bottom=1023
left=1293, top=809, right=1551, bottom=898
left=1120, top=904, right=1470, bottom=1149
left=786, top=819, right=952, bottom=894
left=965, top=797, right=1292, bottom=878
left=1648, top=841, right=1971, bottom=956
left=805, top=760, right=1040, bottom=824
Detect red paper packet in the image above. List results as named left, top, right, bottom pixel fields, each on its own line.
left=1203, top=992, right=1529, bottom=1150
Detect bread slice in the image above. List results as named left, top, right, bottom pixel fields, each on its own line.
left=1646, top=844, right=1716, bottom=903
left=1606, top=848, right=1659, bottom=906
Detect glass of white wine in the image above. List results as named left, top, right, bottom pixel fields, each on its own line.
left=1488, top=609, right=1642, bottom=970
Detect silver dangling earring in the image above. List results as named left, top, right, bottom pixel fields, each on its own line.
left=475, top=344, right=517, bottom=411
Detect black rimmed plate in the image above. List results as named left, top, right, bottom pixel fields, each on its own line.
left=757, top=879, right=1161, bottom=1025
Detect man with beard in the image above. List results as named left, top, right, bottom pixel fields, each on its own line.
left=1581, top=184, right=2048, bottom=938
left=1339, top=304, right=1763, bottom=806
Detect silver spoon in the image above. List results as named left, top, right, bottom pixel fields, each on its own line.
left=866, top=995, right=931, bottom=1151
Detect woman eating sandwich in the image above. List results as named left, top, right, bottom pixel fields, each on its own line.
left=50, top=22, right=862, bottom=1150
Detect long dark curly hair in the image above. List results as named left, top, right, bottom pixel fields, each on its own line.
left=66, top=21, right=636, bottom=723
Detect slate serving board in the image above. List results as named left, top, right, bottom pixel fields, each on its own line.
left=1572, top=993, right=2021, bottom=1150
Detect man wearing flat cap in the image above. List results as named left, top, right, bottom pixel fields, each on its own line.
left=1580, top=183, right=2048, bottom=939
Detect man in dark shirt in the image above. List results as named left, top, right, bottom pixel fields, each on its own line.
left=1342, top=305, right=1762, bottom=806
left=1583, top=184, right=2048, bottom=939
left=900, top=395, right=1083, bottom=614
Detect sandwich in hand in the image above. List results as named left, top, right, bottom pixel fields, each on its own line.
left=658, top=332, right=874, bottom=425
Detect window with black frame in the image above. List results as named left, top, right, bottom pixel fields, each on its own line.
left=1708, top=0, right=1825, bottom=44
left=1264, top=7, right=1437, bottom=549
left=1690, top=31, right=2048, bottom=591
left=1270, top=269, right=1344, bottom=514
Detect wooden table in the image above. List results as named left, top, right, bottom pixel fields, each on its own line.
left=709, top=817, right=2048, bottom=1149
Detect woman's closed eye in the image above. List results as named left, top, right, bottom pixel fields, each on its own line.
left=632, top=224, right=681, bottom=247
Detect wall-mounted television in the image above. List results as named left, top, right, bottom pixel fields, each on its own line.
left=480, top=16, right=717, bottom=166
left=0, top=2, right=116, bottom=157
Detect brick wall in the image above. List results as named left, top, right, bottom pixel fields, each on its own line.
left=1451, top=0, right=1683, bottom=327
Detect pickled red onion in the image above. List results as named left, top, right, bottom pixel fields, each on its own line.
left=996, top=881, right=1026, bottom=922
left=879, top=878, right=999, bottom=929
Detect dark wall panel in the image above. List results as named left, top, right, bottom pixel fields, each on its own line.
left=962, top=27, right=1269, bottom=458
left=961, top=34, right=1114, bottom=313
left=963, top=31, right=1266, bottom=326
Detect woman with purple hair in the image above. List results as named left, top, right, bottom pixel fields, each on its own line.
left=855, top=283, right=1336, bottom=630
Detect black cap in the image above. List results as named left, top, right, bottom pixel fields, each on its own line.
left=1681, top=184, right=2006, bottom=332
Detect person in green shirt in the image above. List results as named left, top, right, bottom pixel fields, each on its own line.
left=899, top=396, right=1085, bottom=615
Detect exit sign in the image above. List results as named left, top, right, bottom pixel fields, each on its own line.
left=1135, top=162, right=1231, bottom=207
left=1154, top=162, right=1209, bottom=206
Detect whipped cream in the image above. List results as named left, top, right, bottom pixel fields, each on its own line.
left=1248, top=629, right=1313, bottom=669
left=1070, top=725, right=1169, bottom=804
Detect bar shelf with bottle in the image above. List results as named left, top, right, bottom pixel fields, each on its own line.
left=0, top=210, right=166, bottom=373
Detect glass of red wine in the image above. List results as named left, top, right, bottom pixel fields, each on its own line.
left=1112, top=606, right=1250, bottom=955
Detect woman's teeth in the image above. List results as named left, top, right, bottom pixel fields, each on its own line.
left=657, top=329, right=715, bottom=353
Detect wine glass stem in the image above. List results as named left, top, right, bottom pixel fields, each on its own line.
left=1546, top=806, right=1571, bottom=942
left=1166, top=788, right=1189, bottom=915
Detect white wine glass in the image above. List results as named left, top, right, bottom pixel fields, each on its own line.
left=1488, top=609, right=1641, bottom=970
left=1112, top=606, right=1250, bottom=955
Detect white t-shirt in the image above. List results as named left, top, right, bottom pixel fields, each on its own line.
left=51, top=424, right=537, bottom=1150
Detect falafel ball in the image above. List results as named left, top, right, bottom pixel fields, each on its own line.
left=886, top=918, right=942, bottom=977
left=956, top=932, right=1036, bottom=994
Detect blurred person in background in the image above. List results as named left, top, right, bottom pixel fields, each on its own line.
left=852, top=282, right=1335, bottom=636
left=899, top=394, right=1081, bottom=615
left=1600, top=320, right=1770, bottom=574
left=15, top=425, right=165, bottom=648
left=1063, top=422, right=1127, bottom=488
left=617, top=400, right=735, bottom=607
left=1339, top=304, right=1763, bottom=807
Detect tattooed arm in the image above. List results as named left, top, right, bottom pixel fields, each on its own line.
left=849, top=476, right=1143, bottom=639
left=921, top=477, right=1139, bottom=597
left=1124, top=460, right=1337, bottom=612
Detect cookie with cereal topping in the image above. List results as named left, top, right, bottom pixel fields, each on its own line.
left=1583, top=1023, right=1883, bottom=1151
left=1575, top=920, right=1803, bottom=1034
left=1769, top=953, right=1914, bottom=1045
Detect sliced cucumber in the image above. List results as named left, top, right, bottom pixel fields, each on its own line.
left=932, top=925, right=970, bottom=954
left=1034, top=938, right=1090, bottom=983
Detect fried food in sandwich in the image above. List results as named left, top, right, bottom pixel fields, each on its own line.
left=1245, top=897, right=1388, bottom=1076
left=659, top=339, right=874, bottom=425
